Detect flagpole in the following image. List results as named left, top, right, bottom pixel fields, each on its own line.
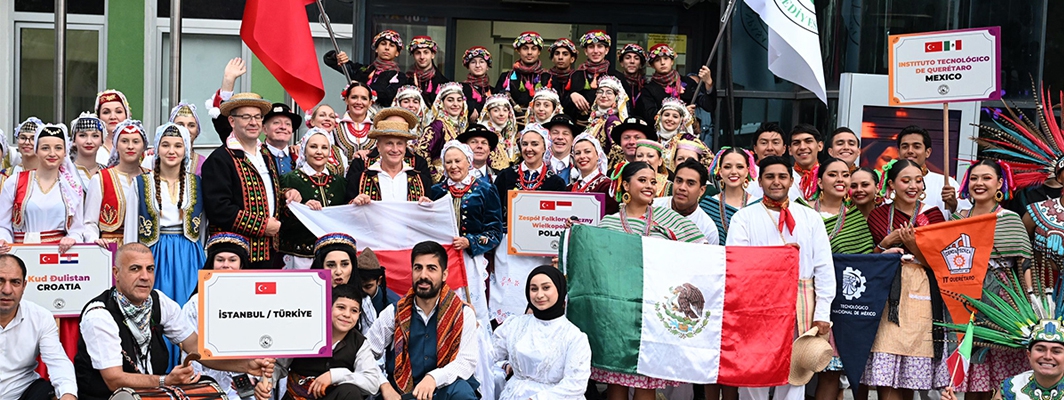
left=689, top=0, right=738, bottom=106
left=943, top=102, right=950, bottom=184
left=315, top=0, right=352, bottom=83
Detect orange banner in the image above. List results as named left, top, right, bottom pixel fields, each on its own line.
left=914, top=213, right=996, bottom=324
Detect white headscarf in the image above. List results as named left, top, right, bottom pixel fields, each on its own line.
left=519, top=124, right=552, bottom=169
left=33, top=123, right=84, bottom=217
left=297, top=128, right=336, bottom=176
left=592, top=76, right=629, bottom=121
left=107, top=119, right=147, bottom=168
left=151, top=123, right=193, bottom=173
left=654, top=98, right=693, bottom=141
left=573, top=133, right=608, bottom=179
left=440, top=140, right=475, bottom=188
left=391, top=85, right=430, bottom=128
left=528, top=88, right=563, bottom=125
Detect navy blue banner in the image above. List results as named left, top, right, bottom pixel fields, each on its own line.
left=830, top=253, right=901, bottom=391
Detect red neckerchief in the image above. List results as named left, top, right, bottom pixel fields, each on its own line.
left=793, top=162, right=819, bottom=201
left=762, top=196, right=796, bottom=235
left=513, top=60, right=544, bottom=75
left=650, top=70, right=681, bottom=97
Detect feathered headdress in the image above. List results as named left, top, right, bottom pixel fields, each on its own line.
left=937, top=268, right=1064, bottom=349
left=973, top=84, right=1064, bottom=190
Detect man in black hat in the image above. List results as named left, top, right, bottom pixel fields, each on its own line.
left=455, top=124, right=500, bottom=182
left=543, top=114, right=581, bottom=183
left=609, top=116, right=658, bottom=169
left=262, top=103, right=303, bottom=175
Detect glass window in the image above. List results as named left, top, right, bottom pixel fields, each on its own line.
left=967, top=0, right=1044, bottom=99
left=16, top=0, right=104, bottom=15
left=17, top=26, right=100, bottom=123
left=160, top=32, right=243, bottom=147
left=372, top=15, right=447, bottom=75
left=156, top=0, right=246, bottom=20
left=616, top=32, right=688, bottom=75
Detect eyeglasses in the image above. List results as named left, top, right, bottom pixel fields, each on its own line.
left=232, top=114, right=264, bottom=122
left=17, top=135, right=34, bottom=143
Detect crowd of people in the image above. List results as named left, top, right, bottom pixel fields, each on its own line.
left=2, top=27, right=1064, bottom=400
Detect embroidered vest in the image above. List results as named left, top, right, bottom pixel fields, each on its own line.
left=358, top=170, right=424, bottom=202
left=97, top=168, right=128, bottom=233
left=135, top=173, right=204, bottom=246
left=220, top=146, right=281, bottom=262
left=11, top=171, right=74, bottom=233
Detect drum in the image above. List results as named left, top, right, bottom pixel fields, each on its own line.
left=110, top=382, right=229, bottom=400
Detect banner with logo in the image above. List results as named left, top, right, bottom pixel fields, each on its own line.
left=889, top=27, right=1001, bottom=105
left=14, top=244, right=115, bottom=317
left=507, top=191, right=605, bottom=256
left=830, top=253, right=901, bottom=391
left=914, top=213, right=996, bottom=324
left=198, top=270, right=331, bottom=359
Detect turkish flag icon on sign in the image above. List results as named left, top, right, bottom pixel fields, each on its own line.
left=924, top=41, right=943, bottom=52
left=540, top=200, right=555, bottom=210
left=255, top=282, right=277, bottom=295
left=40, top=254, right=59, bottom=264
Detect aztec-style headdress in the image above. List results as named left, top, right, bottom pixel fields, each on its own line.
left=972, top=85, right=1064, bottom=190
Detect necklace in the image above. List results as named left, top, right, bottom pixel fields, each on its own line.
left=718, top=189, right=748, bottom=233
left=619, top=204, right=654, bottom=237
left=517, top=164, right=548, bottom=190
left=815, top=199, right=847, bottom=240
left=887, top=200, right=922, bottom=235
left=447, top=181, right=474, bottom=198
left=571, top=172, right=602, bottom=193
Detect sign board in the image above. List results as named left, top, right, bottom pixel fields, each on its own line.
left=646, top=34, right=688, bottom=52
left=198, top=270, right=331, bottom=359
left=507, top=191, right=605, bottom=256
left=888, top=27, right=1001, bottom=105
left=15, top=244, right=115, bottom=317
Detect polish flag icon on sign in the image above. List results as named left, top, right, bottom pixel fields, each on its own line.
left=555, top=201, right=573, bottom=211
left=540, top=200, right=555, bottom=210
left=40, top=254, right=59, bottom=265
left=255, top=282, right=277, bottom=294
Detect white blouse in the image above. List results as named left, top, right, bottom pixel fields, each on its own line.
left=83, top=170, right=138, bottom=241
left=0, top=172, right=87, bottom=242
left=492, top=314, right=591, bottom=400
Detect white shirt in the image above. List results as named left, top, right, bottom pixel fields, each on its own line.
left=84, top=170, right=138, bottom=241
left=366, top=300, right=478, bottom=388
left=921, top=171, right=969, bottom=220
left=492, top=315, right=591, bottom=400
left=0, top=301, right=78, bottom=400
left=0, top=172, right=87, bottom=243
left=80, top=290, right=195, bottom=373
left=246, top=150, right=277, bottom=217
left=654, top=196, right=720, bottom=244
left=367, top=161, right=413, bottom=202
left=726, top=203, right=836, bottom=322
left=744, top=181, right=802, bottom=203
left=181, top=297, right=239, bottom=400
left=274, top=336, right=382, bottom=397
left=265, top=144, right=289, bottom=160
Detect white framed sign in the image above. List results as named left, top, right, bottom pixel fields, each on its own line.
left=507, top=191, right=605, bottom=256
left=198, top=270, right=332, bottom=359
left=889, top=27, right=1001, bottom=105
left=14, top=244, right=115, bottom=317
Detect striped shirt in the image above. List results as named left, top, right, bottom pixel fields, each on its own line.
left=700, top=194, right=759, bottom=245
left=796, top=199, right=874, bottom=254
left=599, top=205, right=707, bottom=243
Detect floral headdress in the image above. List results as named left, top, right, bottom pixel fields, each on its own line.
left=549, top=38, right=578, bottom=56
left=580, top=30, right=611, bottom=48
left=647, top=43, right=677, bottom=62
left=620, top=44, right=647, bottom=63
left=513, top=31, right=544, bottom=49
left=408, top=36, right=438, bottom=54
left=463, top=46, right=493, bottom=68
left=373, top=30, right=403, bottom=49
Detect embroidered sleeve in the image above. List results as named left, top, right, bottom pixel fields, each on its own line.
left=232, top=209, right=268, bottom=237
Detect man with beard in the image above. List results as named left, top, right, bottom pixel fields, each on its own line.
left=406, top=36, right=451, bottom=105
left=653, top=159, right=718, bottom=242
left=366, top=241, right=478, bottom=400
left=726, top=156, right=835, bottom=400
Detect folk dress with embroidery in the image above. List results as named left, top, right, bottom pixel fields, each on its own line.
left=336, top=113, right=376, bottom=161
left=84, top=167, right=139, bottom=243
left=0, top=170, right=87, bottom=243
left=279, top=168, right=349, bottom=257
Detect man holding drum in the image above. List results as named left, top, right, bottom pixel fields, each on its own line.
left=72, top=243, right=274, bottom=400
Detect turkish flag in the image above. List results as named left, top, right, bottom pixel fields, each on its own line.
left=255, top=282, right=277, bottom=295
left=40, top=254, right=59, bottom=264
left=924, top=41, right=943, bottom=52
left=241, top=0, right=324, bottom=110
left=539, top=200, right=555, bottom=210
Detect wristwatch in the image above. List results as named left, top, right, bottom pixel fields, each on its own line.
left=159, top=375, right=166, bottom=387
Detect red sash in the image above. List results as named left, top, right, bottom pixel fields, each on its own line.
left=11, top=171, right=31, bottom=227
left=97, top=168, right=126, bottom=232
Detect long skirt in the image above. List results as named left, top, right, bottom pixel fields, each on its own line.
left=151, top=232, right=205, bottom=371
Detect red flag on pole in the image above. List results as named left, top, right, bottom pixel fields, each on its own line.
left=241, top=0, right=325, bottom=110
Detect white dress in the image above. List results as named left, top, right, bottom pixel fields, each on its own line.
left=492, top=314, right=592, bottom=400
left=83, top=170, right=138, bottom=242
left=0, top=172, right=87, bottom=242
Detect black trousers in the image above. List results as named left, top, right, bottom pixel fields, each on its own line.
left=18, top=378, right=55, bottom=400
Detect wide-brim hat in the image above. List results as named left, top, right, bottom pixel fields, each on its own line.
left=455, top=124, right=499, bottom=149
left=219, top=93, right=271, bottom=117
left=611, top=116, right=658, bottom=144
left=542, top=114, right=582, bottom=135
left=788, top=327, right=833, bottom=385
left=368, top=119, right=417, bottom=141
left=373, top=107, right=419, bottom=130
left=264, top=103, right=302, bottom=127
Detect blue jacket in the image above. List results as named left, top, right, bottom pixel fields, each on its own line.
left=429, top=176, right=504, bottom=256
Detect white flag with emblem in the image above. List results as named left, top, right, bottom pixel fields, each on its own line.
left=743, top=0, right=827, bottom=103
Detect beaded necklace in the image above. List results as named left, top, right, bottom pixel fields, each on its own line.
left=619, top=204, right=655, bottom=237
left=718, top=189, right=749, bottom=233
left=517, top=163, right=549, bottom=190
left=887, top=200, right=922, bottom=234
left=814, top=198, right=847, bottom=240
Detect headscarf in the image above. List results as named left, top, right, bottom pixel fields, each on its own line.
left=297, top=127, right=337, bottom=175
left=519, top=124, right=552, bottom=168
left=430, top=82, right=469, bottom=132
left=392, top=85, right=430, bottom=128
left=33, top=123, right=84, bottom=213
left=591, top=76, right=629, bottom=121
left=107, top=119, right=147, bottom=168
left=670, top=139, right=711, bottom=172
left=152, top=123, right=193, bottom=174
left=168, top=102, right=201, bottom=136
left=573, top=133, right=608, bottom=178
left=440, top=140, right=475, bottom=188
left=525, top=265, right=567, bottom=320
left=655, top=97, right=693, bottom=140
left=528, top=88, right=563, bottom=125
left=477, top=94, right=517, bottom=134
left=94, top=89, right=132, bottom=117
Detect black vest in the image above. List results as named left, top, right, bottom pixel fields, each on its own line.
left=74, top=289, right=169, bottom=400
left=288, top=330, right=367, bottom=377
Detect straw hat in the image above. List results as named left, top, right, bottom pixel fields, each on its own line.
left=219, top=92, right=271, bottom=117
left=373, top=106, right=419, bottom=130
left=788, top=326, right=833, bottom=385
left=368, top=119, right=417, bottom=141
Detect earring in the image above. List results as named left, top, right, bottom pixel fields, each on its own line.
left=888, top=191, right=895, bottom=200
left=622, top=192, right=631, bottom=204
left=995, top=191, right=1004, bottom=202
left=742, top=181, right=749, bottom=189
left=919, top=192, right=927, bottom=200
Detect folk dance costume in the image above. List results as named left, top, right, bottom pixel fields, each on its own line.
left=336, top=92, right=377, bottom=161
left=202, top=93, right=282, bottom=269
left=568, top=134, right=619, bottom=215
left=1028, top=198, right=1064, bottom=272
left=324, top=30, right=407, bottom=107
left=274, top=326, right=382, bottom=400
left=727, top=197, right=835, bottom=400
left=461, top=47, right=494, bottom=116
left=795, top=198, right=874, bottom=255
left=9, top=117, right=44, bottom=177
left=365, top=285, right=480, bottom=400
left=70, top=112, right=108, bottom=186
left=492, top=266, right=592, bottom=400
left=478, top=94, right=519, bottom=170
left=391, top=85, right=431, bottom=135
left=655, top=98, right=700, bottom=169
left=495, top=32, right=545, bottom=119
left=543, top=39, right=578, bottom=105
left=85, top=119, right=147, bottom=245
left=525, top=87, right=563, bottom=127
left=406, top=36, right=451, bottom=105
left=0, top=123, right=86, bottom=365
left=634, top=140, right=672, bottom=197
left=456, top=124, right=503, bottom=182
left=862, top=201, right=949, bottom=390
left=279, top=129, right=350, bottom=269
left=652, top=195, right=720, bottom=243
left=583, top=75, right=627, bottom=151
left=570, top=31, right=631, bottom=123
left=699, top=190, right=758, bottom=245
left=418, top=82, right=469, bottom=181
left=94, top=90, right=133, bottom=166
left=618, top=44, right=648, bottom=115
left=493, top=126, right=568, bottom=221
left=351, top=119, right=432, bottom=202
left=638, top=44, right=716, bottom=119
left=168, top=103, right=206, bottom=175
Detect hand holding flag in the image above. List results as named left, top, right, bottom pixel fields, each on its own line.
left=945, top=313, right=975, bottom=389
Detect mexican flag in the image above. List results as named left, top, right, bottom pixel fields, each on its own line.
left=561, top=225, right=800, bottom=385
left=946, top=314, right=975, bottom=388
